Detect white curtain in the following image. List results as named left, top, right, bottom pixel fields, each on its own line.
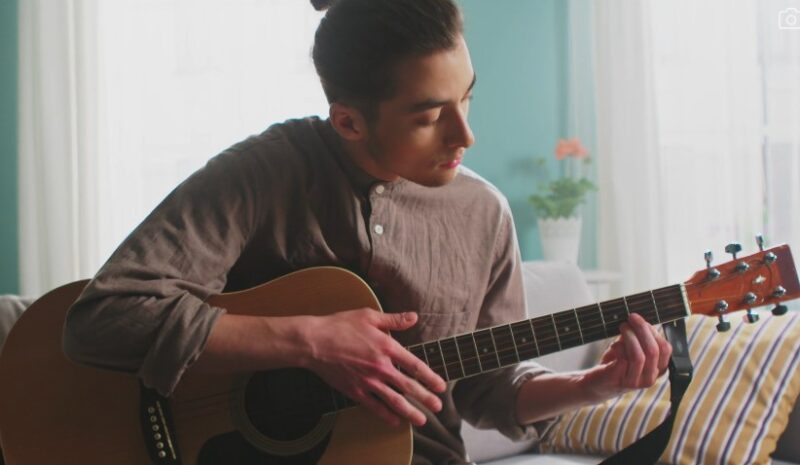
left=593, top=0, right=766, bottom=294
left=593, top=0, right=669, bottom=294
left=19, top=0, right=328, bottom=296
left=565, top=0, right=599, bottom=270
left=761, top=0, right=800, bottom=258
left=18, top=0, right=100, bottom=296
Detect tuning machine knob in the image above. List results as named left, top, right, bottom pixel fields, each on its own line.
left=744, top=309, right=760, bottom=324
left=772, top=304, right=789, bottom=316
left=715, top=300, right=731, bottom=332
left=756, top=234, right=765, bottom=251
left=705, top=250, right=721, bottom=280
left=725, top=242, right=742, bottom=260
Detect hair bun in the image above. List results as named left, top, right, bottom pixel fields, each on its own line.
left=310, top=0, right=333, bottom=11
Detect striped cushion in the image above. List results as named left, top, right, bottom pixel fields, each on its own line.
left=539, top=311, right=800, bottom=465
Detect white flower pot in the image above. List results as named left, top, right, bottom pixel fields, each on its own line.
left=537, top=216, right=582, bottom=264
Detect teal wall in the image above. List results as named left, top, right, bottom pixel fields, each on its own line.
left=1, top=0, right=19, bottom=294
left=460, top=0, right=570, bottom=262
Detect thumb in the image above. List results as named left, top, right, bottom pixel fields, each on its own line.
left=376, top=312, right=418, bottom=331
left=600, top=340, right=623, bottom=365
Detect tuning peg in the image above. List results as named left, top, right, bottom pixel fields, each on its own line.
left=725, top=242, right=742, bottom=260
left=755, top=234, right=765, bottom=251
left=772, top=304, right=789, bottom=316
left=704, top=250, right=721, bottom=280
left=744, top=309, right=760, bottom=323
left=772, top=286, right=787, bottom=298
left=715, top=300, right=731, bottom=331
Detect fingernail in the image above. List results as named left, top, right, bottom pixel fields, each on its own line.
left=404, top=312, right=416, bottom=321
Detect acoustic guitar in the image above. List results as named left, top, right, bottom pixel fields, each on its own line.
left=0, top=242, right=798, bottom=465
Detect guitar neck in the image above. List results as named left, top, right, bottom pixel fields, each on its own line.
left=406, top=283, right=690, bottom=383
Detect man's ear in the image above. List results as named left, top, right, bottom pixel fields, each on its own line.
left=329, top=102, right=369, bottom=142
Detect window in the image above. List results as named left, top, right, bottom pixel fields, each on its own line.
left=94, top=0, right=328, bottom=263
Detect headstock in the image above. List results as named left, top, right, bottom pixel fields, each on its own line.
left=684, top=237, right=800, bottom=331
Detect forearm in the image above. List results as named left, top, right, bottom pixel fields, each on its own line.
left=514, top=371, right=605, bottom=425
left=189, top=313, right=314, bottom=374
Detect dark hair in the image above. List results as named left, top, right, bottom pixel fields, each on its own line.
left=311, top=0, right=463, bottom=122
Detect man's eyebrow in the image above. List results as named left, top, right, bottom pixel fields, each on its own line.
left=407, top=73, right=477, bottom=113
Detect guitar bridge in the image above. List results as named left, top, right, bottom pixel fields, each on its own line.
left=140, top=383, right=183, bottom=464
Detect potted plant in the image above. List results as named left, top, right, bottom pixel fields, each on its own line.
left=529, top=138, right=596, bottom=263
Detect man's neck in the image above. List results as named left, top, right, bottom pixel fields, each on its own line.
left=340, top=138, right=399, bottom=183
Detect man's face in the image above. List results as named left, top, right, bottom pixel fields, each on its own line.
left=363, top=35, right=476, bottom=187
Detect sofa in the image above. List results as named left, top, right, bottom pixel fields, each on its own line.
left=462, top=261, right=800, bottom=465
left=1, top=261, right=798, bottom=465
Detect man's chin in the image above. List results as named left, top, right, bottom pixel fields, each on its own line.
left=405, top=171, right=459, bottom=188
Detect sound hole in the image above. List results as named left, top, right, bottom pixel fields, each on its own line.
left=244, top=368, right=334, bottom=441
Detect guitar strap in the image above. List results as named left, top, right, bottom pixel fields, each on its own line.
left=598, top=318, right=693, bottom=465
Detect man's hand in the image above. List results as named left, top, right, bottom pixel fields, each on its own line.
left=301, top=309, right=447, bottom=427
left=578, top=313, right=673, bottom=401
left=515, top=313, right=672, bottom=425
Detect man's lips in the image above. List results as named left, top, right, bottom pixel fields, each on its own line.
left=440, top=158, right=462, bottom=169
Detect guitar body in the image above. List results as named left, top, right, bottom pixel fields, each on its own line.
left=0, top=267, right=412, bottom=465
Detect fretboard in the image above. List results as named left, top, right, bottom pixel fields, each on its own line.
left=405, top=283, right=689, bottom=383
left=325, top=283, right=689, bottom=413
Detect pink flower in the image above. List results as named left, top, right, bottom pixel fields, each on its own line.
left=555, top=138, right=589, bottom=160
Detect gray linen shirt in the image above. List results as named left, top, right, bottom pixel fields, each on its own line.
left=63, top=117, right=552, bottom=464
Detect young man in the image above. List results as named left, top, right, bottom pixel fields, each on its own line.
left=64, top=0, right=671, bottom=463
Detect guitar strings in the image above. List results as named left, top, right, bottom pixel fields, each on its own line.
left=169, top=300, right=689, bottom=423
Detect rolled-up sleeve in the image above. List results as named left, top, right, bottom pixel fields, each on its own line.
left=452, top=209, right=556, bottom=441
left=63, top=149, right=265, bottom=396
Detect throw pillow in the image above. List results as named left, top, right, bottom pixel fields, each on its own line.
left=539, top=311, right=800, bottom=465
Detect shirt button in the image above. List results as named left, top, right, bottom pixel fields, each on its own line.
left=374, top=224, right=384, bottom=235
left=375, top=184, right=385, bottom=195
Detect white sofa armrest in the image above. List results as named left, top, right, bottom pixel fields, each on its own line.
left=464, top=261, right=599, bottom=463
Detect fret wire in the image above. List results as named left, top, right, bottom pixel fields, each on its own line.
left=488, top=328, right=502, bottom=367
left=622, top=295, right=631, bottom=316
left=625, top=293, right=658, bottom=324
left=423, top=342, right=447, bottom=382
left=455, top=334, right=480, bottom=376
left=511, top=321, right=538, bottom=359
left=453, top=337, right=467, bottom=377
left=436, top=339, right=450, bottom=381
left=528, top=319, right=541, bottom=356
left=597, top=302, right=608, bottom=337
left=637, top=292, right=662, bottom=322
left=550, top=314, right=562, bottom=351
left=650, top=290, right=662, bottom=324
left=580, top=304, right=609, bottom=337
left=508, top=324, right=522, bottom=362
left=471, top=333, right=484, bottom=373
left=494, top=325, right=519, bottom=365
left=531, top=316, right=559, bottom=355
left=572, top=308, right=585, bottom=345
left=439, top=338, right=463, bottom=380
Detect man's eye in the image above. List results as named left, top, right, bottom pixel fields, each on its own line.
left=417, top=118, right=438, bottom=127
